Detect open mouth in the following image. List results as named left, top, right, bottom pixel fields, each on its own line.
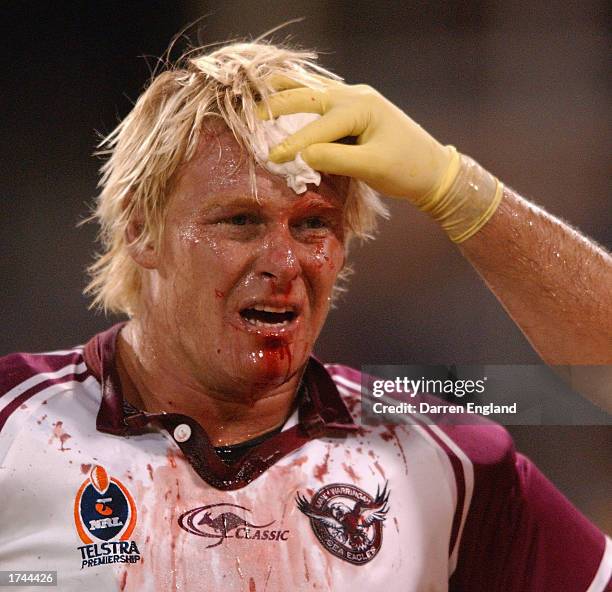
left=240, top=305, right=298, bottom=327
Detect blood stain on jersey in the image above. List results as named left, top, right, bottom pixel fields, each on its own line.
left=178, top=502, right=289, bottom=548
left=342, top=462, right=361, bottom=483
left=382, top=426, right=408, bottom=475
left=313, top=448, right=331, bottom=482
left=73, top=465, right=141, bottom=569
left=296, top=482, right=390, bottom=565
left=49, top=420, right=71, bottom=451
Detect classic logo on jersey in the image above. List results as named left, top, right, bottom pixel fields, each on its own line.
left=296, top=482, right=390, bottom=565
left=178, top=502, right=289, bottom=548
left=73, top=465, right=141, bottom=569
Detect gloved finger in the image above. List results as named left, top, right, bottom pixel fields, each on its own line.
left=302, top=143, right=370, bottom=178
left=268, top=108, right=357, bottom=163
left=266, top=72, right=342, bottom=90
left=256, top=87, right=329, bottom=121
left=265, top=74, right=306, bottom=91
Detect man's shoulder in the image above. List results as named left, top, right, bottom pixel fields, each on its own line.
left=323, top=361, right=516, bottom=471
left=0, top=347, right=87, bottom=393
left=0, top=346, right=92, bottom=432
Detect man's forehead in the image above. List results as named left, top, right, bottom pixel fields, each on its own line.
left=175, top=122, right=349, bottom=205
left=190, top=123, right=246, bottom=174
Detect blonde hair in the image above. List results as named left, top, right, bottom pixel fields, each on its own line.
left=85, top=40, right=388, bottom=316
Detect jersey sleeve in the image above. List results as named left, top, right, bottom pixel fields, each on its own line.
left=449, top=436, right=611, bottom=591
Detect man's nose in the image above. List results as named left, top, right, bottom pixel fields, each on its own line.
left=254, top=226, right=301, bottom=287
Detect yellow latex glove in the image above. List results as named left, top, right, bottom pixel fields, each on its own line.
left=257, top=77, right=503, bottom=243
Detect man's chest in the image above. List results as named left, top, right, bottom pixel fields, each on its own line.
left=2, top=414, right=457, bottom=591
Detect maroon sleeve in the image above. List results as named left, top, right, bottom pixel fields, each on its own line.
left=449, top=439, right=610, bottom=591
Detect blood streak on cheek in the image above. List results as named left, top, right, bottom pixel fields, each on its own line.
left=309, top=241, right=337, bottom=272
left=311, top=242, right=326, bottom=270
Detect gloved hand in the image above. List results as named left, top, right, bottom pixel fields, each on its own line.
left=258, top=76, right=452, bottom=202
left=257, top=76, right=503, bottom=243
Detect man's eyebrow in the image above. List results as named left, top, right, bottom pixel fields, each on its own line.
left=201, top=196, right=261, bottom=210
left=201, top=194, right=342, bottom=212
left=292, top=195, right=343, bottom=213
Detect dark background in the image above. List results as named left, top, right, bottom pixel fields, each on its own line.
left=2, top=1, right=610, bottom=530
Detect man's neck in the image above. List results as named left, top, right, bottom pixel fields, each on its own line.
left=116, top=322, right=301, bottom=446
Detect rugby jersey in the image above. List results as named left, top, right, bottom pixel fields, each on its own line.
left=0, top=324, right=610, bottom=591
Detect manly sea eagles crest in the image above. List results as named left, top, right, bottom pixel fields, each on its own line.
left=296, top=482, right=390, bottom=565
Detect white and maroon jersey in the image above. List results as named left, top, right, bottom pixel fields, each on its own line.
left=0, top=324, right=610, bottom=591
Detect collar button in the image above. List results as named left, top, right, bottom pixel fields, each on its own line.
left=173, top=423, right=192, bottom=443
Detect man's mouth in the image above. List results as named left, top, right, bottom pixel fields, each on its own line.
left=239, top=305, right=298, bottom=327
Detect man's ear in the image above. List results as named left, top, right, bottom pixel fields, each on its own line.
left=125, top=215, right=158, bottom=269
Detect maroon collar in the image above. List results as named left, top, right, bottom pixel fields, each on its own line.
left=83, top=323, right=358, bottom=490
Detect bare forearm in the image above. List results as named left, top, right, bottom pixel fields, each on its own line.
left=459, top=187, right=612, bottom=365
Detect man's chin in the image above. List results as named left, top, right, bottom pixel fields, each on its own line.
left=231, top=339, right=306, bottom=388
left=248, top=343, right=295, bottom=383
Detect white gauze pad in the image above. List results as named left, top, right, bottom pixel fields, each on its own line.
left=252, top=113, right=321, bottom=194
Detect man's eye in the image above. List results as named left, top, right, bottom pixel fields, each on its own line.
left=302, top=217, right=328, bottom=229
left=222, top=214, right=256, bottom=226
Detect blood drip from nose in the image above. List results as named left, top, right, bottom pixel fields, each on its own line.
left=269, top=277, right=293, bottom=297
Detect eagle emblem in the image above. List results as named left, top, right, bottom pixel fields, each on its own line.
left=296, top=482, right=390, bottom=565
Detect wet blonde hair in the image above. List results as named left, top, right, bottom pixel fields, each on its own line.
left=85, top=40, right=388, bottom=316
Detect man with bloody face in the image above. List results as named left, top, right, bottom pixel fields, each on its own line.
left=0, top=41, right=610, bottom=591
left=116, top=123, right=347, bottom=443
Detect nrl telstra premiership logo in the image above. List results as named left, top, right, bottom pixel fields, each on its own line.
left=73, top=465, right=141, bottom=569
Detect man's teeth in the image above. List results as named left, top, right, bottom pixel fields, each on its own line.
left=251, top=305, right=293, bottom=313
left=241, top=305, right=296, bottom=327
left=245, top=318, right=291, bottom=327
